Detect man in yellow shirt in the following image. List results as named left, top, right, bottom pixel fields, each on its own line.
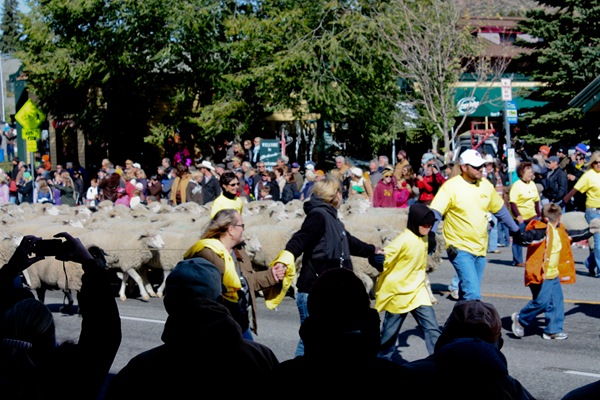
left=431, top=150, right=522, bottom=301
left=562, top=150, right=600, bottom=276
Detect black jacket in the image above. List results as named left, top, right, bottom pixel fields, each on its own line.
left=0, top=256, right=121, bottom=400
left=543, top=167, right=568, bottom=203
left=104, top=300, right=278, bottom=399
left=284, top=196, right=376, bottom=293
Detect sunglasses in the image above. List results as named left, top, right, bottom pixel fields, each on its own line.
left=228, top=182, right=240, bottom=187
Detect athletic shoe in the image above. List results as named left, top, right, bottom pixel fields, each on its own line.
left=542, top=332, right=568, bottom=340
left=488, top=249, right=501, bottom=254
left=511, top=313, right=524, bottom=338
left=450, top=289, right=459, bottom=300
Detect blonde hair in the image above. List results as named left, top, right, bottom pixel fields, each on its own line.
left=311, top=177, right=342, bottom=208
left=202, top=209, right=239, bottom=239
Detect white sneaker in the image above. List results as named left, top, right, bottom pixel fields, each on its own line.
left=511, top=313, right=524, bottom=337
left=542, top=332, right=568, bottom=340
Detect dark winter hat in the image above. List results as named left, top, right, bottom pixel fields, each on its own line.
left=163, top=258, right=223, bottom=314
left=435, top=300, right=502, bottom=352
left=307, top=268, right=370, bottom=332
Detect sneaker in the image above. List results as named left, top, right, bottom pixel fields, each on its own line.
left=542, top=332, right=568, bottom=340
left=511, top=313, right=524, bottom=337
left=450, top=289, right=459, bottom=300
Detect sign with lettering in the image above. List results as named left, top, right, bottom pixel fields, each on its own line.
left=260, top=139, right=280, bottom=170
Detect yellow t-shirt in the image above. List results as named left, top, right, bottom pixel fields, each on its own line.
left=545, top=223, right=561, bottom=280
left=574, top=169, right=600, bottom=209
left=431, top=175, right=505, bottom=256
left=375, top=229, right=431, bottom=314
left=509, top=179, right=540, bottom=220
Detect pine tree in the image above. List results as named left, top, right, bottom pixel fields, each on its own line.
left=0, top=0, right=21, bottom=54
left=515, top=0, right=600, bottom=145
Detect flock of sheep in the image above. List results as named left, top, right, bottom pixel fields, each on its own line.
left=0, top=196, right=591, bottom=310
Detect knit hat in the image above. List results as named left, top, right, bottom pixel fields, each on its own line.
left=435, top=300, right=502, bottom=352
left=382, top=169, right=393, bottom=177
left=539, top=145, right=551, bottom=156
left=163, top=258, right=224, bottom=314
left=576, top=143, right=590, bottom=155
left=23, top=172, right=31, bottom=180
left=316, top=170, right=325, bottom=177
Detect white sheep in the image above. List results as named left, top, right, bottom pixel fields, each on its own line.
left=77, top=227, right=165, bottom=301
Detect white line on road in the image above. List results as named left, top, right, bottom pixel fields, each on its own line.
left=120, top=316, right=165, bottom=324
left=565, top=370, right=600, bottom=378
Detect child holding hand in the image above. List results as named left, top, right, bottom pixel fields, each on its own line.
left=511, top=203, right=592, bottom=340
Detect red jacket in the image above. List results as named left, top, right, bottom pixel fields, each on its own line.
left=524, top=219, right=576, bottom=287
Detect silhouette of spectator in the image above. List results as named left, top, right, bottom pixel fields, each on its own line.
left=0, top=233, right=121, bottom=400
left=269, top=268, right=406, bottom=396
left=104, top=258, right=278, bottom=398
left=402, top=300, right=535, bottom=399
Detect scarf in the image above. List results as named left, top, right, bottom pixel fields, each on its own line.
left=184, top=238, right=241, bottom=302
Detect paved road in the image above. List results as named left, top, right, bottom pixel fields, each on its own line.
left=48, top=244, right=600, bottom=400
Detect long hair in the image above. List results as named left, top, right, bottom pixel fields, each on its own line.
left=202, top=209, right=238, bottom=239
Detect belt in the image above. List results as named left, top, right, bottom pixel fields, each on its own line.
left=587, top=208, right=600, bottom=211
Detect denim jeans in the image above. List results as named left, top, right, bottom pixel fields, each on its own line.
left=379, top=306, right=441, bottom=361
left=448, top=248, right=486, bottom=300
left=497, top=220, right=510, bottom=246
left=511, top=221, right=527, bottom=265
left=488, top=214, right=498, bottom=252
left=448, top=274, right=459, bottom=292
left=518, top=277, right=564, bottom=335
left=585, top=209, right=600, bottom=274
left=295, top=291, right=309, bottom=356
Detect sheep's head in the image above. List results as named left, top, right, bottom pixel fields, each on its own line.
left=243, top=233, right=262, bottom=259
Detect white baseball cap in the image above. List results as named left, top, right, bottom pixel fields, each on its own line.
left=459, top=149, right=485, bottom=167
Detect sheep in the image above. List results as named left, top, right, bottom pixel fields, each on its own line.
left=77, top=227, right=165, bottom=301
left=143, top=230, right=204, bottom=298
left=21, top=245, right=109, bottom=314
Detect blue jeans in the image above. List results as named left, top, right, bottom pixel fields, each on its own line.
left=585, top=209, right=600, bottom=274
left=511, top=221, right=527, bottom=265
left=242, top=328, right=254, bottom=341
left=6, top=143, right=14, bottom=161
left=497, top=220, right=510, bottom=246
left=448, top=274, right=459, bottom=291
left=448, top=248, right=486, bottom=300
left=518, top=277, right=564, bottom=335
left=379, top=306, right=441, bottom=361
left=488, top=214, right=498, bottom=252
left=295, top=291, right=309, bottom=356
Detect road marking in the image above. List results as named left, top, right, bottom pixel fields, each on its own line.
left=565, top=370, right=600, bottom=378
left=482, top=293, right=600, bottom=305
left=120, top=315, right=165, bottom=324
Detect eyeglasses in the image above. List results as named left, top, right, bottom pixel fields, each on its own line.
left=233, top=224, right=245, bottom=229
left=258, top=165, right=266, bottom=168
left=228, top=182, right=240, bottom=187
left=468, top=164, right=484, bottom=171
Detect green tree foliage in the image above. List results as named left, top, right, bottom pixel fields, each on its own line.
left=515, top=0, right=600, bottom=145
left=0, top=0, right=20, bottom=54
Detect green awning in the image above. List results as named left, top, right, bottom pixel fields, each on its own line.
left=455, top=87, right=547, bottom=117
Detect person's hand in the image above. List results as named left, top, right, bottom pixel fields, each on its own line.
left=374, top=246, right=385, bottom=255
left=54, top=232, right=94, bottom=264
left=6, top=235, right=46, bottom=274
left=517, top=215, right=524, bottom=225
left=271, top=263, right=287, bottom=282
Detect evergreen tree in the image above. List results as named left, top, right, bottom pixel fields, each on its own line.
left=515, top=0, right=600, bottom=146
left=0, top=0, right=20, bottom=54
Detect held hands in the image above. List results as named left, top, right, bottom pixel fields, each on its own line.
left=271, top=262, right=287, bottom=282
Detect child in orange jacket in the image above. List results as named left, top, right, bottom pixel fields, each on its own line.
left=511, top=203, right=592, bottom=340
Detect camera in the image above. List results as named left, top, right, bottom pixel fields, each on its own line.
left=33, top=239, right=67, bottom=257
